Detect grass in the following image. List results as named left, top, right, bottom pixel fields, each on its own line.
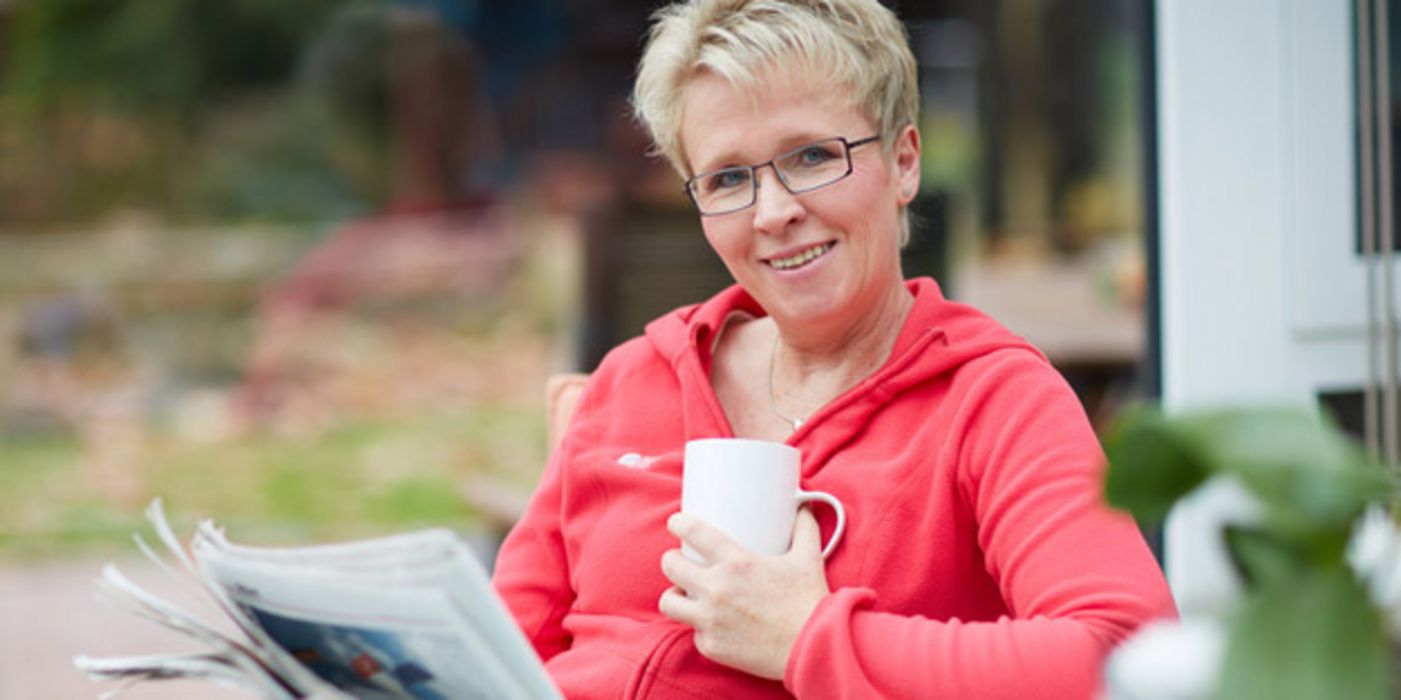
left=0, top=402, right=548, bottom=560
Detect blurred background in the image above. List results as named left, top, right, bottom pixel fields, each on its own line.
left=0, top=0, right=1152, bottom=694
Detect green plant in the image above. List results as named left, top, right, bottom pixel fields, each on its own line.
left=1104, top=405, right=1398, bottom=700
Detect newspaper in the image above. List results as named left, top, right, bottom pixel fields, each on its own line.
left=74, top=500, right=561, bottom=700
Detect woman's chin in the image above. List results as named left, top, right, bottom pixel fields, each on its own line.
left=761, top=287, right=847, bottom=328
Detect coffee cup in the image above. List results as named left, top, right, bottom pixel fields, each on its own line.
left=681, top=438, right=846, bottom=563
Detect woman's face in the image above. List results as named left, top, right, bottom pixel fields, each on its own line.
left=678, top=65, right=920, bottom=336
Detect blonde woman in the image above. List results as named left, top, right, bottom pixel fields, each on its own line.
left=493, top=1, right=1176, bottom=697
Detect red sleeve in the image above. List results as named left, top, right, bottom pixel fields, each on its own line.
left=784, top=352, right=1177, bottom=699
left=491, top=412, right=581, bottom=662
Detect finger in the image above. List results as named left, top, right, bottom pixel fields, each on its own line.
left=659, top=547, right=705, bottom=591
left=789, top=507, right=824, bottom=559
left=658, top=585, right=702, bottom=626
left=668, top=512, right=744, bottom=563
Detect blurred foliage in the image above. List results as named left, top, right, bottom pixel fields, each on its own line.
left=0, top=1, right=569, bottom=565
left=1104, top=405, right=1397, bottom=700
left=3, top=0, right=339, bottom=119
left=0, top=403, right=547, bottom=559
left=0, top=205, right=568, bottom=559
left=0, top=0, right=391, bottom=227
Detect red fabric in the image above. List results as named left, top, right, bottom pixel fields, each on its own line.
left=492, top=278, right=1176, bottom=699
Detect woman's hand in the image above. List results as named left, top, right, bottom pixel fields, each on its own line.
left=658, top=508, right=831, bottom=680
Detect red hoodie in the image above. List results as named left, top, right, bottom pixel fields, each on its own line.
left=493, top=278, right=1176, bottom=699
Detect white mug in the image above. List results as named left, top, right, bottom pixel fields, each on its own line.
left=681, top=438, right=846, bottom=563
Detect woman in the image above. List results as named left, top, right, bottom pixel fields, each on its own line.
left=492, top=1, right=1176, bottom=698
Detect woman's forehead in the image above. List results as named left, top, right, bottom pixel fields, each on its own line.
left=678, top=67, right=869, bottom=171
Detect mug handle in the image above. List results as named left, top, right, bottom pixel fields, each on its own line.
left=796, top=490, right=846, bottom=558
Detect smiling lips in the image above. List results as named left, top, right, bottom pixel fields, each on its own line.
left=765, top=241, right=835, bottom=270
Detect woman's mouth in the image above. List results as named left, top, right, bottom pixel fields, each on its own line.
left=765, top=242, right=835, bottom=271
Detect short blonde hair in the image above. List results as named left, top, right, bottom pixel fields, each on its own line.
left=632, top=0, right=919, bottom=178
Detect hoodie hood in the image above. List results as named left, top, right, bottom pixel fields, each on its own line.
left=642, top=277, right=1043, bottom=464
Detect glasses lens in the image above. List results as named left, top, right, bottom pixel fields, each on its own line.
left=775, top=139, right=850, bottom=192
left=691, top=167, right=753, bottom=214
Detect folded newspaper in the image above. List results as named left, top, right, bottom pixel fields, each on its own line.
left=74, top=500, right=561, bottom=700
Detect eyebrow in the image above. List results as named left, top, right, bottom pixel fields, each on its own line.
left=693, top=133, right=839, bottom=174
left=691, top=149, right=748, bottom=175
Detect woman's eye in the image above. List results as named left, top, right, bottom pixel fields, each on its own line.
left=708, top=169, right=750, bottom=191
left=795, top=144, right=840, bottom=166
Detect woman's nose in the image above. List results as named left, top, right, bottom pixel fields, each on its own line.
left=751, top=166, right=805, bottom=234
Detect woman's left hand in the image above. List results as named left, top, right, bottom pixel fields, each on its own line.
left=658, top=508, right=831, bottom=680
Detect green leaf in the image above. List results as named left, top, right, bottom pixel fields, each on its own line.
left=1178, top=408, right=1390, bottom=531
left=1213, top=569, right=1392, bottom=700
left=1103, top=406, right=1210, bottom=524
left=1105, top=405, right=1395, bottom=534
left=1222, top=525, right=1307, bottom=588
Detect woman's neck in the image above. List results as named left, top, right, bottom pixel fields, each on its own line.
left=769, top=281, right=914, bottom=411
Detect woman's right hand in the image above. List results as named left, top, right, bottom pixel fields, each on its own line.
left=658, top=509, right=831, bottom=681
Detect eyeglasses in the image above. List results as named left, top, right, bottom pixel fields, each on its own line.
left=684, top=135, right=881, bottom=216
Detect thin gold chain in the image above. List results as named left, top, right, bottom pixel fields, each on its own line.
left=768, top=333, right=806, bottom=431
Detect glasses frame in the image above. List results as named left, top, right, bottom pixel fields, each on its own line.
left=684, top=134, right=882, bottom=216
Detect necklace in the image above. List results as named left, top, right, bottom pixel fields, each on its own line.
left=768, top=333, right=806, bottom=431
left=763, top=291, right=913, bottom=434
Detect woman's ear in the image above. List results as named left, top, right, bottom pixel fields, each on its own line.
left=892, top=124, right=921, bottom=206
